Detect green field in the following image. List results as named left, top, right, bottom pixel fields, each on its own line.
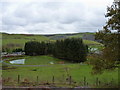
left=2, top=33, right=50, bottom=50
left=2, top=56, right=119, bottom=88
left=83, top=40, right=102, bottom=45
left=25, top=56, right=70, bottom=65
left=68, top=33, right=94, bottom=38
left=5, top=55, right=71, bottom=65
left=2, top=33, right=117, bottom=88
left=1, top=33, right=103, bottom=52
left=2, top=64, right=118, bottom=88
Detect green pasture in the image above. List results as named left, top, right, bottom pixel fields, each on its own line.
left=1, top=33, right=118, bottom=88
left=2, top=33, right=49, bottom=48
left=2, top=33, right=103, bottom=52
left=5, top=55, right=71, bottom=65
left=2, top=55, right=119, bottom=87
left=83, top=40, right=102, bottom=45
left=25, top=56, right=70, bottom=65
left=2, top=64, right=118, bottom=88
left=68, top=33, right=84, bottom=38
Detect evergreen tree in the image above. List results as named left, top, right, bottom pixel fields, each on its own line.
left=12, top=48, right=23, bottom=52
left=24, top=41, right=40, bottom=55
left=24, top=38, right=88, bottom=63
left=53, top=38, right=88, bottom=62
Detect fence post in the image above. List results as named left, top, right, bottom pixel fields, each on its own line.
left=86, top=82, right=88, bottom=86
left=18, top=75, right=20, bottom=84
left=52, top=76, right=54, bottom=84
left=36, top=76, right=38, bottom=85
left=84, top=76, right=86, bottom=86
left=111, top=78, right=113, bottom=86
left=62, top=74, right=65, bottom=84
left=69, top=76, right=72, bottom=85
left=99, top=80, right=101, bottom=86
left=96, top=77, right=99, bottom=86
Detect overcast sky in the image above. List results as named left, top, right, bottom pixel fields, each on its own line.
left=0, top=0, right=113, bottom=34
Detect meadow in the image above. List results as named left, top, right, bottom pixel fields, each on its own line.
left=1, top=33, right=103, bottom=51
left=2, top=33, right=118, bottom=88
left=4, top=55, right=70, bottom=65
left=2, top=56, right=119, bottom=88
left=2, top=64, right=118, bottom=88
left=2, top=33, right=50, bottom=51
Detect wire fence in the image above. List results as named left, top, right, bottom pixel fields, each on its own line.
left=2, top=75, right=118, bottom=88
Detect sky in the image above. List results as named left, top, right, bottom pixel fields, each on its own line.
left=0, top=0, right=113, bottom=34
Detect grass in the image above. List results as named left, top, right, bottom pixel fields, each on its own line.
left=2, top=64, right=118, bottom=88
left=4, top=55, right=71, bottom=65
left=2, top=33, right=50, bottom=50
left=25, top=56, right=70, bottom=65
left=68, top=33, right=84, bottom=38
left=84, top=40, right=103, bottom=50
left=2, top=56, right=119, bottom=88
left=83, top=40, right=102, bottom=45
left=2, top=33, right=103, bottom=51
left=1, top=32, right=118, bottom=88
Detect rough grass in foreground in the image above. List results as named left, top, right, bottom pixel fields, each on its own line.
left=2, top=64, right=118, bottom=88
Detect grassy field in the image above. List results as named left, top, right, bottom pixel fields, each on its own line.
left=2, top=33, right=116, bottom=88
left=2, top=33, right=50, bottom=50
left=2, top=64, right=118, bottom=88
left=83, top=40, right=102, bottom=45
left=5, top=55, right=71, bottom=65
left=25, top=56, right=71, bottom=65
left=2, top=56, right=119, bottom=88
left=1, top=33, right=103, bottom=52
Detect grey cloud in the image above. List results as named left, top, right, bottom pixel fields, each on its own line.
left=2, top=15, right=27, bottom=26
left=42, top=2, right=63, bottom=9
left=1, top=0, right=113, bottom=34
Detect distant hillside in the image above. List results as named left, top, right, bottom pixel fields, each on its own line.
left=1, top=32, right=103, bottom=52
left=45, top=32, right=96, bottom=41
left=2, top=33, right=50, bottom=51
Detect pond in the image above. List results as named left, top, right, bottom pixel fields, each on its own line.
left=0, top=60, right=3, bottom=63
left=10, top=59, right=25, bottom=64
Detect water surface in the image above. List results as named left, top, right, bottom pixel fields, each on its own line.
left=10, top=59, right=25, bottom=64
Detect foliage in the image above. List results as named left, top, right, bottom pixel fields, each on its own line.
left=53, top=38, right=88, bottom=62
left=94, top=1, right=120, bottom=73
left=24, top=38, right=88, bottom=62
left=24, top=41, right=50, bottom=55
left=12, top=48, right=24, bottom=52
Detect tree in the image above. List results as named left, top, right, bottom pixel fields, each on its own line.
left=12, top=48, right=23, bottom=52
left=92, top=1, right=120, bottom=74
left=24, top=41, right=40, bottom=55
left=24, top=38, right=88, bottom=63
left=53, top=38, right=88, bottom=62
left=24, top=41, right=54, bottom=56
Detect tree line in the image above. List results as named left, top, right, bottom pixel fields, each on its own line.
left=24, top=38, right=88, bottom=62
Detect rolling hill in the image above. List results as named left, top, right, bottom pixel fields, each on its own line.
left=1, top=32, right=103, bottom=52
left=1, top=33, right=50, bottom=51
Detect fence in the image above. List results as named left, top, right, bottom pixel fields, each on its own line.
left=2, top=75, right=118, bottom=88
